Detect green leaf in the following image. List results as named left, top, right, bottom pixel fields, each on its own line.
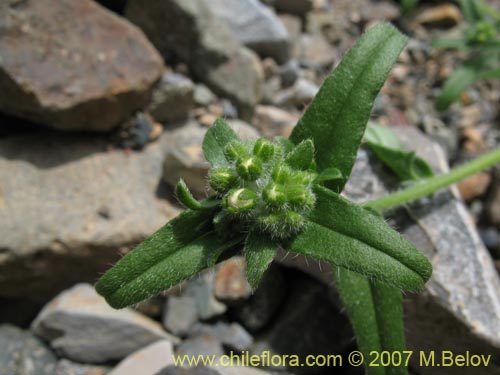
left=202, top=118, right=239, bottom=167
left=334, top=268, right=408, bottom=375
left=436, top=66, right=478, bottom=111
left=314, top=167, right=343, bottom=184
left=460, top=0, right=482, bottom=24
left=289, top=186, right=432, bottom=291
left=432, top=37, right=470, bottom=51
left=285, top=139, right=314, bottom=170
left=364, top=122, right=434, bottom=182
left=290, top=23, right=408, bottom=192
left=365, top=121, right=403, bottom=150
left=96, top=208, right=244, bottom=308
left=176, top=179, right=220, bottom=210
left=245, top=231, right=277, bottom=290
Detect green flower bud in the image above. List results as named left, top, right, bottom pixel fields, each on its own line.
left=223, top=188, right=257, bottom=214
left=208, top=167, right=238, bottom=193
left=253, top=138, right=274, bottom=162
left=236, top=156, right=263, bottom=181
left=286, top=185, right=316, bottom=208
left=224, top=141, right=248, bottom=163
left=258, top=211, right=305, bottom=238
left=262, top=183, right=287, bottom=207
left=271, top=163, right=293, bottom=184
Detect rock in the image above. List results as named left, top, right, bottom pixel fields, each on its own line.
left=162, top=120, right=259, bottom=197
left=253, top=105, right=299, bottom=138
left=273, top=78, right=319, bottom=107
left=214, top=257, right=252, bottom=303
left=297, top=34, right=336, bottom=70
left=0, top=0, right=163, bottom=131
left=343, top=127, right=500, bottom=375
left=185, top=272, right=227, bottom=320
left=0, top=131, right=179, bottom=299
left=108, top=341, right=174, bottom=375
left=149, top=72, right=195, bottom=123
left=488, top=181, right=500, bottom=227
left=113, top=112, right=162, bottom=150
left=188, top=321, right=254, bottom=352
left=162, top=121, right=210, bottom=197
left=176, top=335, right=225, bottom=358
left=55, top=359, right=110, bottom=375
left=125, top=0, right=264, bottom=120
left=280, top=59, right=300, bottom=87
left=457, top=172, right=491, bottom=201
left=194, top=85, right=217, bottom=107
left=205, top=0, right=290, bottom=64
left=273, top=0, right=313, bottom=15
left=155, top=366, right=220, bottom=375
left=0, top=324, right=57, bottom=375
left=233, top=264, right=287, bottom=332
left=31, top=284, right=177, bottom=364
left=415, top=4, right=463, bottom=28
left=163, top=295, right=198, bottom=336
left=251, top=271, right=352, bottom=374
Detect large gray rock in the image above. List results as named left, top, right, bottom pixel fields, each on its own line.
left=282, top=126, right=500, bottom=375
left=0, top=324, right=57, bottom=375
left=125, top=0, right=264, bottom=120
left=54, top=359, right=110, bottom=375
left=31, top=284, right=177, bottom=364
left=0, top=0, right=164, bottom=131
left=0, top=131, right=179, bottom=299
left=204, top=0, right=290, bottom=64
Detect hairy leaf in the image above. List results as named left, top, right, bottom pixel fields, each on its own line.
left=436, top=66, right=478, bottom=111
left=290, top=186, right=432, bottom=291
left=202, top=118, right=239, bottom=167
left=245, top=231, right=277, bottom=290
left=284, top=139, right=314, bottom=170
left=314, top=167, right=343, bottom=184
left=334, top=268, right=408, bottom=375
left=96, top=208, right=244, bottom=308
left=290, top=23, right=408, bottom=192
left=365, top=122, right=434, bottom=181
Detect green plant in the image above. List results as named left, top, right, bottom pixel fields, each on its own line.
left=434, top=0, right=500, bottom=110
left=96, top=23, right=500, bottom=374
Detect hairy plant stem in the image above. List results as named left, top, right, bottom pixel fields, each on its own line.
left=364, top=147, right=500, bottom=211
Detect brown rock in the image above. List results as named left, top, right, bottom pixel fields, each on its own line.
left=0, top=131, right=179, bottom=299
left=214, top=257, right=252, bottom=302
left=457, top=172, right=491, bottom=201
left=253, top=105, right=299, bottom=138
left=0, top=0, right=164, bottom=131
left=416, top=4, right=463, bottom=28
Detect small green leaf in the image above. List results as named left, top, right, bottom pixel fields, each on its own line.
left=202, top=118, right=239, bottom=167
left=290, top=23, right=408, bottom=192
left=96, top=208, right=244, bottom=308
left=289, top=186, right=432, bottom=291
left=364, top=122, right=434, bottom=182
left=314, top=167, right=343, bottom=184
left=284, top=139, right=314, bottom=170
left=436, top=66, right=478, bottom=111
left=176, top=179, right=220, bottom=210
left=460, top=0, right=482, bottom=24
left=364, top=122, right=403, bottom=150
left=334, top=268, right=408, bottom=375
left=245, top=231, right=277, bottom=290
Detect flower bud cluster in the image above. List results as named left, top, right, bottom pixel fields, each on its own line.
left=208, top=137, right=316, bottom=239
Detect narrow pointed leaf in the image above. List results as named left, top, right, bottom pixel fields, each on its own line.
left=334, top=268, right=408, bottom=375
left=202, top=118, right=239, bottom=167
left=460, top=0, right=481, bottom=23
left=436, top=66, right=478, bottom=111
left=284, top=139, right=314, bottom=170
left=333, top=268, right=385, bottom=375
left=314, top=167, right=343, bottom=184
left=245, top=231, right=277, bottom=290
left=176, top=179, right=220, bottom=210
left=289, top=185, right=432, bottom=291
left=290, top=23, right=408, bottom=192
left=95, top=208, right=245, bottom=308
